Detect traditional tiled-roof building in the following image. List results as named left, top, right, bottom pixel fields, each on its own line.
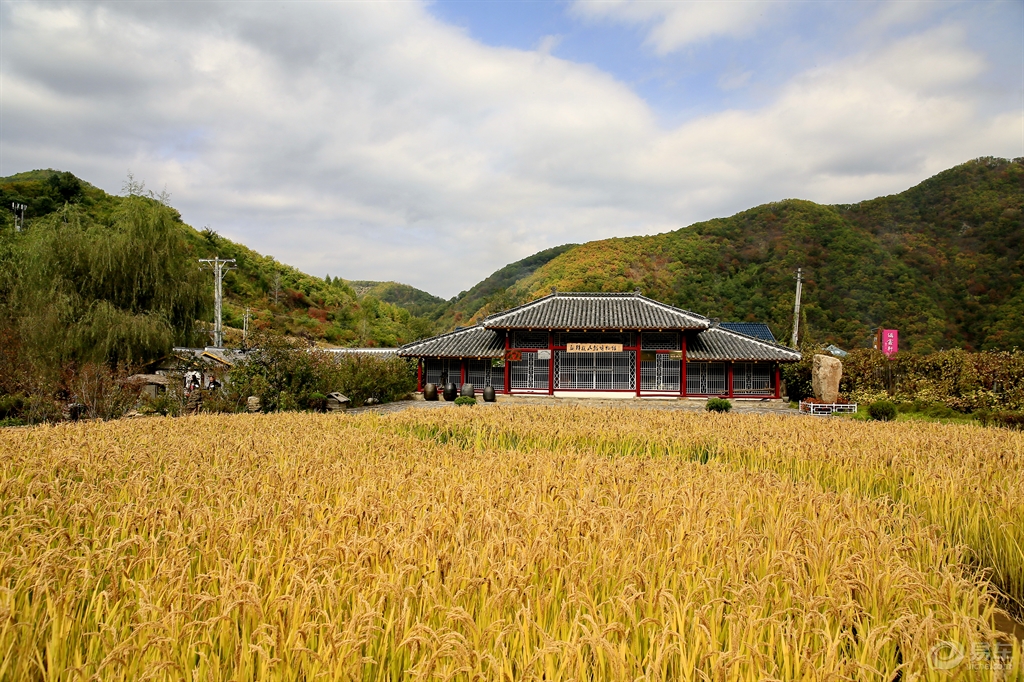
left=398, top=292, right=800, bottom=399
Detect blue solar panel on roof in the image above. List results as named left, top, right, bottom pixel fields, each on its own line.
left=719, top=323, right=776, bottom=342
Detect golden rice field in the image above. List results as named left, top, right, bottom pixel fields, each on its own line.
left=0, top=406, right=1021, bottom=680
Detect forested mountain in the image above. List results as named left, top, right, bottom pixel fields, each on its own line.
left=446, top=158, right=1023, bottom=353
left=346, top=280, right=448, bottom=318
left=436, top=244, right=578, bottom=328
left=3, top=156, right=1021, bottom=375
left=0, top=171, right=438, bottom=360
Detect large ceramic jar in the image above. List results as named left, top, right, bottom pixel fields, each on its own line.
left=423, top=383, right=438, bottom=401
left=443, top=383, right=458, bottom=401
left=482, top=386, right=496, bottom=402
left=460, top=383, right=475, bottom=398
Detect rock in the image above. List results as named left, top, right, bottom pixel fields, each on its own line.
left=246, top=396, right=261, bottom=413
left=812, top=354, right=842, bottom=404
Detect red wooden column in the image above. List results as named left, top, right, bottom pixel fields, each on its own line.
left=635, top=331, right=642, bottom=397
left=417, top=360, right=423, bottom=392
left=680, top=334, right=687, bottom=397
left=774, top=363, right=781, bottom=399
left=548, top=331, right=555, bottom=395
left=727, top=362, right=734, bottom=398
left=503, top=333, right=511, bottom=393
left=460, top=360, right=466, bottom=387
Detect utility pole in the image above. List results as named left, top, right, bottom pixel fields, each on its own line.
left=790, top=268, right=803, bottom=348
left=243, top=307, right=250, bottom=347
left=199, top=257, right=236, bottom=348
left=10, top=202, right=26, bottom=231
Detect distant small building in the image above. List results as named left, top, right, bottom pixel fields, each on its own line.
left=127, top=374, right=171, bottom=399
left=148, top=347, right=245, bottom=390
left=398, top=292, right=800, bottom=399
left=824, top=344, right=849, bottom=358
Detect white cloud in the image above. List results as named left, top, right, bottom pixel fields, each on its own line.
left=0, top=2, right=1018, bottom=298
left=571, top=0, right=774, bottom=53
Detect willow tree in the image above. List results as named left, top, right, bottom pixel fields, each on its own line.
left=12, top=195, right=208, bottom=374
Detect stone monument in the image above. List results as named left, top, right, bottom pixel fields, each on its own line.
left=812, top=354, right=842, bottom=404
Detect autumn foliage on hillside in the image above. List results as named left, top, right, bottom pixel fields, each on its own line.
left=495, top=158, right=1023, bottom=353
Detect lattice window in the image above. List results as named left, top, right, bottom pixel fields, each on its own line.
left=686, top=362, right=726, bottom=395
left=640, top=354, right=681, bottom=391
left=641, top=332, right=680, bottom=350
left=512, top=331, right=549, bottom=349
left=509, top=353, right=549, bottom=390
left=465, top=359, right=505, bottom=391
left=555, top=332, right=633, bottom=347
left=733, top=362, right=772, bottom=394
left=424, top=359, right=462, bottom=387
left=555, top=351, right=635, bottom=390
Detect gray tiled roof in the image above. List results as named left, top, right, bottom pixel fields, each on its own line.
left=687, top=326, right=801, bottom=361
left=483, top=292, right=709, bottom=330
left=398, top=324, right=505, bottom=358
left=324, top=348, right=400, bottom=358
left=719, top=322, right=776, bottom=343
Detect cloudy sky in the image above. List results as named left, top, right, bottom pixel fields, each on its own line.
left=1, top=1, right=1021, bottom=298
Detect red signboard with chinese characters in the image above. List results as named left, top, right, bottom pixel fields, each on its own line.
left=881, top=329, right=898, bottom=357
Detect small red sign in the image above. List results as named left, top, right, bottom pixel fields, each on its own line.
left=881, top=329, right=898, bottom=357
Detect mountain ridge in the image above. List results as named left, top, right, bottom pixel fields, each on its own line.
left=451, top=157, right=1023, bottom=352
left=4, top=157, right=1022, bottom=354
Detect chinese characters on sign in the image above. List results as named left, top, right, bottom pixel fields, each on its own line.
left=881, top=329, right=898, bottom=357
left=566, top=343, right=624, bottom=353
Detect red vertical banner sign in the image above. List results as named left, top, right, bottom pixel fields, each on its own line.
left=881, top=329, right=899, bottom=357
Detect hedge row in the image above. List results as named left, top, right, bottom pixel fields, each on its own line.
left=784, top=348, right=1024, bottom=412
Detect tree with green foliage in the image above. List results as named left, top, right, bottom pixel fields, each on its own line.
left=6, top=195, right=208, bottom=376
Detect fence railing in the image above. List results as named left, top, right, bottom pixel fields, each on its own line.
left=799, top=401, right=858, bottom=416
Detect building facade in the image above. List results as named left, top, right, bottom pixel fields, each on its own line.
left=398, top=292, right=801, bottom=399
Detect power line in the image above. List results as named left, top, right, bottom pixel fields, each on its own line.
left=199, top=257, right=236, bottom=348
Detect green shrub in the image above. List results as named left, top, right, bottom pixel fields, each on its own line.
left=992, top=411, right=1024, bottom=430
left=332, top=353, right=416, bottom=407
left=306, top=392, right=328, bottom=412
left=454, top=396, right=477, bottom=406
left=706, top=398, right=731, bottom=413
left=898, top=400, right=964, bottom=420
left=229, top=330, right=415, bottom=410
left=868, top=400, right=897, bottom=421
left=0, top=393, right=26, bottom=419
